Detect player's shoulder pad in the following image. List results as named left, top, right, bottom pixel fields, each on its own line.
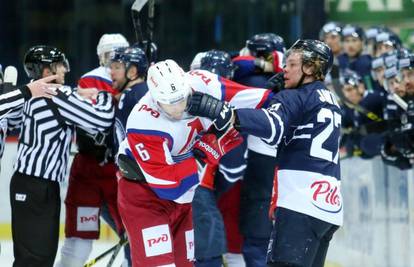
left=186, top=70, right=222, bottom=99
left=127, top=95, right=166, bottom=132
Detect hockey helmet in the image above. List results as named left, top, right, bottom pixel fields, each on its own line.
left=147, top=59, right=191, bottom=105
left=24, top=45, right=70, bottom=79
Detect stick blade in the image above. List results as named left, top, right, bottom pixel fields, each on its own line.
left=132, top=0, right=148, bottom=12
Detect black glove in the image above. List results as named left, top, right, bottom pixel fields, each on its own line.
left=266, top=72, right=285, bottom=93
left=187, top=92, right=235, bottom=131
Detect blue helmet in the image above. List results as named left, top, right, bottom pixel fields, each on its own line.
left=287, top=39, right=333, bottom=78
left=319, top=21, right=343, bottom=40
left=340, top=69, right=362, bottom=87
left=111, top=46, right=149, bottom=77
left=246, top=33, right=286, bottom=57
left=199, top=50, right=236, bottom=79
left=375, top=31, right=402, bottom=49
left=398, top=53, right=414, bottom=70
left=133, top=41, right=158, bottom=64
left=342, top=24, right=365, bottom=40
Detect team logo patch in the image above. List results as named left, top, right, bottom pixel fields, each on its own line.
left=142, top=224, right=172, bottom=257
left=15, top=193, right=26, bottom=202
left=310, top=179, right=342, bottom=213
left=185, top=229, right=194, bottom=260
left=76, top=207, right=99, bottom=231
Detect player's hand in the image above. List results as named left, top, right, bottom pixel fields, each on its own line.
left=26, top=75, right=59, bottom=98
left=193, top=128, right=243, bottom=166
left=254, top=58, right=274, bottom=72
left=266, top=72, right=285, bottom=93
left=77, top=87, right=99, bottom=101
left=186, top=92, right=236, bottom=131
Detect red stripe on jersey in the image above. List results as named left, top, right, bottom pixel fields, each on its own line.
left=220, top=78, right=260, bottom=103
left=127, top=131, right=198, bottom=187
left=232, top=55, right=256, bottom=62
left=78, top=76, right=118, bottom=95
left=269, top=166, right=279, bottom=220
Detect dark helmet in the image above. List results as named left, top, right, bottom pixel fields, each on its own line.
left=342, top=24, right=365, bottom=40
left=246, top=33, right=286, bottom=57
left=398, top=53, right=414, bottom=70
left=133, top=41, right=158, bottom=64
left=319, top=21, right=343, bottom=40
left=111, top=46, right=149, bottom=77
left=287, top=39, right=333, bottom=78
left=365, top=26, right=388, bottom=42
left=340, top=69, right=362, bottom=87
left=24, top=45, right=69, bottom=79
left=375, top=31, right=402, bottom=49
left=199, top=50, right=236, bottom=79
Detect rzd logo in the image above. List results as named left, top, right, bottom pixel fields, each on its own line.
left=80, top=214, right=98, bottom=223
left=147, top=234, right=169, bottom=247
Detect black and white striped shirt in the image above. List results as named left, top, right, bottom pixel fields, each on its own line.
left=0, top=87, right=26, bottom=120
left=0, top=87, right=28, bottom=160
left=14, top=86, right=114, bottom=182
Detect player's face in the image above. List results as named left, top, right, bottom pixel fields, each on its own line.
left=374, top=67, right=385, bottom=86
left=342, top=85, right=362, bottom=105
left=324, top=33, right=342, bottom=55
left=50, top=62, right=68, bottom=84
left=283, top=52, right=304, bottom=89
left=376, top=43, right=394, bottom=57
left=388, top=77, right=405, bottom=97
left=158, top=98, right=188, bottom=120
left=343, top=36, right=363, bottom=58
left=402, top=69, right=414, bottom=96
left=110, top=62, right=127, bottom=90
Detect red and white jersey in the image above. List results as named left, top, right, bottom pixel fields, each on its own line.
left=118, top=70, right=273, bottom=203
left=78, top=66, right=118, bottom=95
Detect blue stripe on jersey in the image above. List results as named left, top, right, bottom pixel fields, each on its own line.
left=127, top=129, right=174, bottom=150
left=172, top=151, right=193, bottom=162
left=151, top=172, right=199, bottom=201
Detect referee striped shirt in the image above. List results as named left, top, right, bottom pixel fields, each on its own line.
left=14, top=86, right=114, bottom=182
left=0, top=88, right=25, bottom=120
left=0, top=109, right=22, bottom=160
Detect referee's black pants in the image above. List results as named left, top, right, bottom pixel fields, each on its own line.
left=10, top=172, right=61, bottom=267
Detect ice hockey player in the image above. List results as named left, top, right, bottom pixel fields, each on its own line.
left=116, top=59, right=273, bottom=266
left=187, top=39, right=343, bottom=267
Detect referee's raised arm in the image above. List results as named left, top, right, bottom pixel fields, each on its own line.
left=51, top=86, right=114, bottom=133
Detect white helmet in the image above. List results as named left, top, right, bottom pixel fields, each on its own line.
left=189, top=52, right=206, bottom=70
left=147, top=59, right=191, bottom=105
left=96, top=33, right=129, bottom=56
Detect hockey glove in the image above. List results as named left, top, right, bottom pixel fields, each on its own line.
left=186, top=92, right=235, bottom=131
left=266, top=72, right=285, bottom=93
left=193, top=128, right=243, bottom=166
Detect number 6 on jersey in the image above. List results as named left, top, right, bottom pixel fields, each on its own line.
left=135, top=143, right=150, bottom=161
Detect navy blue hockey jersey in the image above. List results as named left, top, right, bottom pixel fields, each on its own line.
left=236, top=81, right=343, bottom=225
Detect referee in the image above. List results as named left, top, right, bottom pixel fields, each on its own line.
left=9, top=45, right=114, bottom=267
left=1, top=74, right=60, bottom=162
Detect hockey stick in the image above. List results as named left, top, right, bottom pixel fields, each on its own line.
left=83, top=237, right=128, bottom=267
left=106, top=236, right=128, bottom=267
left=131, top=0, right=148, bottom=45
left=146, top=0, right=155, bottom=58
